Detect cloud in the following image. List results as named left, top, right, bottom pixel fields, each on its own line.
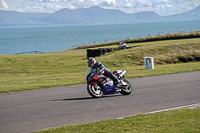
left=101, top=0, right=116, bottom=6
left=0, top=0, right=9, bottom=10
left=115, top=0, right=200, bottom=16
left=17, top=0, right=200, bottom=16
left=19, top=0, right=114, bottom=12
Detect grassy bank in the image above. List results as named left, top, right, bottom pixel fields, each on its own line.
left=35, top=107, right=200, bottom=133
left=0, top=52, right=88, bottom=93
left=0, top=37, right=200, bottom=93
left=71, top=31, right=200, bottom=49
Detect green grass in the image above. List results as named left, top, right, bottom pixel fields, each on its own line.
left=99, top=38, right=200, bottom=65
left=71, top=31, right=200, bottom=50
left=0, top=52, right=88, bottom=93
left=35, top=107, right=200, bottom=133
left=0, top=37, right=200, bottom=93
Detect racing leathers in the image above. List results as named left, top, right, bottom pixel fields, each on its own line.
left=91, top=62, right=120, bottom=84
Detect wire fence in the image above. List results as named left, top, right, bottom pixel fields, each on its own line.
left=15, top=51, right=45, bottom=55
left=70, top=29, right=196, bottom=48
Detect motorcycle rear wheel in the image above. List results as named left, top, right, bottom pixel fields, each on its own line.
left=87, top=84, right=103, bottom=98
left=120, top=79, right=132, bottom=95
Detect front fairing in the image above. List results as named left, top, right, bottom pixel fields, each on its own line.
left=86, top=69, right=96, bottom=83
left=86, top=69, right=117, bottom=94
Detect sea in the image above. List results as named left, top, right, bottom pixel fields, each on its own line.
left=0, top=20, right=200, bottom=55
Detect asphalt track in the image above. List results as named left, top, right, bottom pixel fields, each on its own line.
left=0, top=71, right=200, bottom=133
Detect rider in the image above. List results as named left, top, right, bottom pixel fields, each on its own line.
left=87, top=57, right=125, bottom=87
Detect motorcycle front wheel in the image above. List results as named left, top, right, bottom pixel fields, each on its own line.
left=87, top=84, right=103, bottom=98
left=120, top=79, right=132, bottom=95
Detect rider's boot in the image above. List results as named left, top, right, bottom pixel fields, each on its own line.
left=112, top=75, right=126, bottom=88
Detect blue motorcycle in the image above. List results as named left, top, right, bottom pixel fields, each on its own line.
left=86, top=69, right=132, bottom=98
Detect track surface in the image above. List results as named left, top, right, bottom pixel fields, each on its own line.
left=0, top=71, right=200, bottom=133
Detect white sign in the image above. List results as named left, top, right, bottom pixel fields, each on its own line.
left=144, top=57, right=154, bottom=69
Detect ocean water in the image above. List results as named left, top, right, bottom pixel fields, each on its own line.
left=0, top=21, right=200, bottom=54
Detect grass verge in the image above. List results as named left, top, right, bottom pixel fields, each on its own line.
left=0, top=37, right=200, bottom=93
left=35, top=107, right=200, bottom=133
left=71, top=31, right=200, bottom=49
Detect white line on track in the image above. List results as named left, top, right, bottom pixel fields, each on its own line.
left=116, top=103, right=200, bottom=119
left=146, top=103, right=200, bottom=114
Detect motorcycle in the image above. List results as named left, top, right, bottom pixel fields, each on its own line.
left=86, top=69, right=132, bottom=98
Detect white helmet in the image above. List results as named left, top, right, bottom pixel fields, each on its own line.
left=87, top=57, right=96, bottom=67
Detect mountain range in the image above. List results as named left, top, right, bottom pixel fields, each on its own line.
left=0, top=6, right=200, bottom=28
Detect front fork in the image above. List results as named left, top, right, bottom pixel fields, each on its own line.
left=94, top=81, right=99, bottom=90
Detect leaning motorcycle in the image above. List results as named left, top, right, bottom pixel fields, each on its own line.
left=86, top=69, right=132, bottom=98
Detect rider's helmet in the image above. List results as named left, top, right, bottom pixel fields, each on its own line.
left=87, top=57, right=96, bottom=67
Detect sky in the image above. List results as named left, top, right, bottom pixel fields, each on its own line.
left=1, top=0, right=200, bottom=16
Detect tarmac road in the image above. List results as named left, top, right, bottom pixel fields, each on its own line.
left=0, top=71, right=200, bottom=133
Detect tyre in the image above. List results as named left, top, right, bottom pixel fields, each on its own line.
left=87, top=84, right=103, bottom=98
left=120, top=79, right=132, bottom=95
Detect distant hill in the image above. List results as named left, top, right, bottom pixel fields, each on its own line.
left=0, top=10, right=50, bottom=27
left=0, top=6, right=199, bottom=28
left=40, top=6, right=161, bottom=25
left=162, top=5, right=200, bottom=21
